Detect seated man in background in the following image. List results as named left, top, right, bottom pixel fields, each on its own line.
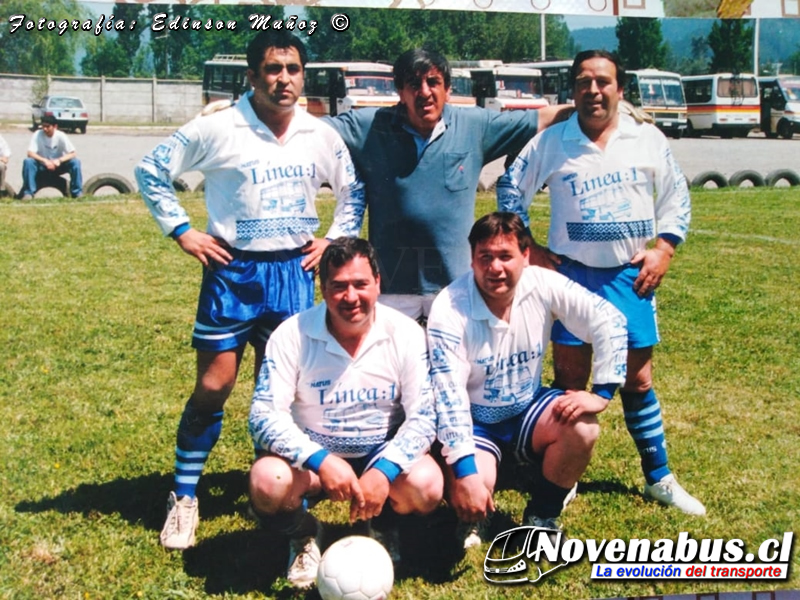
left=20, top=115, right=83, bottom=199
left=249, top=237, right=442, bottom=590
left=429, top=212, right=628, bottom=548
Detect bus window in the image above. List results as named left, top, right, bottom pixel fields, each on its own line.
left=304, top=62, right=398, bottom=117
left=627, top=70, right=687, bottom=139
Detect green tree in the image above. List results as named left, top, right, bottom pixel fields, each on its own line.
left=708, top=19, right=753, bottom=73
left=615, top=17, right=669, bottom=69
left=671, top=34, right=711, bottom=75
left=81, top=36, right=130, bottom=77
left=0, top=0, right=88, bottom=75
left=786, top=47, right=800, bottom=75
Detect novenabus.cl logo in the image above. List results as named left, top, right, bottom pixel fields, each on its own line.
left=484, top=525, right=577, bottom=584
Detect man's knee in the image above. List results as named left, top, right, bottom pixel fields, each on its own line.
left=249, top=456, right=295, bottom=513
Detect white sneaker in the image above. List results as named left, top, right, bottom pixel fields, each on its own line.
left=286, top=520, right=323, bottom=589
left=644, top=474, right=706, bottom=516
left=160, top=492, right=199, bottom=550
left=457, top=514, right=492, bottom=550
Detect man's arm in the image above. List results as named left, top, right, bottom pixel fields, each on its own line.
left=428, top=301, right=495, bottom=522
left=134, top=122, right=232, bottom=267
left=631, top=134, right=691, bottom=296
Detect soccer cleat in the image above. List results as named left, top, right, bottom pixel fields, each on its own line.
left=21, top=194, right=33, bottom=200
left=644, top=474, right=707, bottom=516
left=160, top=492, right=199, bottom=550
left=523, top=514, right=560, bottom=531
left=286, top=520, right=323, bottom=589
left=368, top=521, right=402, bottom=565
left=457, top=513, right=492, bottom=550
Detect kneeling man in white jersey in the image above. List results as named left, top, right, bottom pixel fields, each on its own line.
left=429, top=212, right=628, bottom=548
left=248, top=237, right=442, bottom=589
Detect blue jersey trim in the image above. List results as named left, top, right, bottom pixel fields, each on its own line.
left=371, top=458, right=402, bottom=483
left=304, top=449, right=330, bottom=473
left=452, top=454, right=478, bottom=479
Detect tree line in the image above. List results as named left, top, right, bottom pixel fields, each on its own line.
left=1, top=0, right=798, bottom=79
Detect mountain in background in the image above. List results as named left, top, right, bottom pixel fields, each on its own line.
left=569, top=18, right=800, bottom=71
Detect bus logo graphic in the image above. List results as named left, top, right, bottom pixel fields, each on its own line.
left=484, top=525, right=568, bottom=585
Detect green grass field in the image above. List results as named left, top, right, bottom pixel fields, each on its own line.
left=1, top=188, right=798, bottom=599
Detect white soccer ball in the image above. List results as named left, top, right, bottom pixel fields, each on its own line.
left=316, top=535, right=394, bottom=600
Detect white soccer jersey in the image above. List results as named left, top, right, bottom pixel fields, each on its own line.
left=497, top=113, right=690, bottom=268
left=249, top=303, right=436, bottom=473
left=28, top=130, right=75, bottom=160
left=135, top=92, right=365, bottom=252
left=429, top=267, right=628, bottom=464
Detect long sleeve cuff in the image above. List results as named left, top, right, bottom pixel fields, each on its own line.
left=452, top=454, right=478, bottom=479
left=170, top=223, right=190, bottom=239
left=371, top=458, right=402, bottom=484
left=303, top=449, right=330, bottom=473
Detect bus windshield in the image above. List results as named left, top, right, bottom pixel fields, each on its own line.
left=496, top=76, right=541, bottom=99
left=638, top=76, right=686, bottom=107
left=717, top=77, right=759, bottom=99
left=344, top=73, right=395, bottom=96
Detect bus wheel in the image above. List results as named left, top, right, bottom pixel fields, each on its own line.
left=728, top=170, right=765, bottom=187
left=685, top=122, right=698, bottom=138
left=83, top=173, right=135, bottom=195
left=778, top=120, right=794, bottom=140
left=765, top=169, right=800, bottom=187
left=691, top=171, right=728, bottom=189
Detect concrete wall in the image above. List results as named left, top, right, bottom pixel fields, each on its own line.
left=0, top=73, right=203, bottom=125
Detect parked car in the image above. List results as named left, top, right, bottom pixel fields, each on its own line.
left=31, top=96, right=89, bottom=133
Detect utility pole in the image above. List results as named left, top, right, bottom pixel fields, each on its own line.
left=540, top=13, right=546, bottom=60
left=753, top=18, right=759, bottom=75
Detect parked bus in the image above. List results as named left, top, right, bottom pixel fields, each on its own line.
left=202, top=54, right=250, bottom=105
left=303, top=62, right=398, bottom=117
left=625, top=69, right=688, bottom=138
left=453, top=61, right=547, bottom=111
left=682, top=73, right=760, bottom=138
left=202, top=56, right=397, bottom=117
left=449, top=67, right=476, bottom=107
left=758, top=75, right=800, bottom=139
left=507, top=60, right=573, bottom=105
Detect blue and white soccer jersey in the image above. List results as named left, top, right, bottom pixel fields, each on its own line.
left=135, top=93, right=366, bottom=351
left=496, top=112, right=691, bottom=347
left=249, top=303, right=437, bottom=479
left=428, top=268, right=628, bottom=468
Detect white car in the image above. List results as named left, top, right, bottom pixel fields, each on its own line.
left=31, top=96, right=89, bottom=133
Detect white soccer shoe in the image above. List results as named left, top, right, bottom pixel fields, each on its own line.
left=286, top=520, right=324, bottom=589
left=644, top=474, right=707, bottom=516
left=160, top=492, right=199, bottom=550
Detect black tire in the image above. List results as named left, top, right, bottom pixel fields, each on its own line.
left=765, top=169, right=800, bottom=187
left=84, top=173, right=135, bottom=196
left=193, top=179, right=205, bottom=193
left=728, top=170, right=765, bottom=187
left=173, top=177, right=190, bottom=193
left=778, top=120, right=794, bottom=140
left=691, top=171, right=728, bottom=189
left=685, top=121, right=698, bottom=138
left=1, top=181, right=16, bottom=198
left=78, top=125, right=86, bottom=134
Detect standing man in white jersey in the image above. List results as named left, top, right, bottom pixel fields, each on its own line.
left=429, top=212, right=628, bottom=547
left=249, top=237, right=442, bottom=589
left=135, top=30, right=365, bottom=551
left=496, top=49, right=705, bottom=516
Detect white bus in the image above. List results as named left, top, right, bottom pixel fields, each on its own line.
left=626, top=69, right=688, bottom=139
left=507, top=60, right=573, bottom=105
left=682, top=73, right=760, bottom=138
left=453, top=61, right=548, bottom=111
left=758, top=75, right=800, bottom=139
left=448, top=67, right=476, bottom=107
left=201, top=56, right=398, bottom=117
left=302, top=62, right=398, bottom=117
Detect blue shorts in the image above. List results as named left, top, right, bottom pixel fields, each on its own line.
left=192, top=247, right=314, bottom=352
left=552, top=259, right=659, bottom=349
left=473, top=387, right=563, bottom=465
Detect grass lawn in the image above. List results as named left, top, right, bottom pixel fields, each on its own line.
left=0, top=187, right=798, bottom=599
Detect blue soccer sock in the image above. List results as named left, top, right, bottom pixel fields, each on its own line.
left=173, top=401, right=224, bottom=499
left=620, top=389, right=671, bottom=485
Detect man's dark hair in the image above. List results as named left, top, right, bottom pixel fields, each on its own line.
left=246, top=29, right=308, bottom=72
left=468, top=212, right=533, bottom=254
left=319, top=237, right=380, bottom=285
left=569, top=49, right=626, bottom=89
left=393, top=48, right=451, bottom=90
left=41, top=115, right=58, bottom=126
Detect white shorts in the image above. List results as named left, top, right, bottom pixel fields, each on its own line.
left=378, top=294, right=438, bottom=320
